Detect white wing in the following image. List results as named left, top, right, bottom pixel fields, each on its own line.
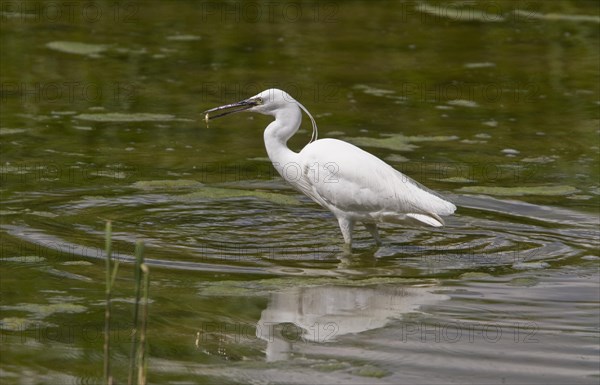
left=292, top=138, right=456, bottom=226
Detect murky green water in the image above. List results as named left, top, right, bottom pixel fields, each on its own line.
left=1, top=1, right=599, bottom=384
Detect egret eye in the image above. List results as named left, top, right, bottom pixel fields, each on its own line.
left=255, top=97, right=263, bottom=104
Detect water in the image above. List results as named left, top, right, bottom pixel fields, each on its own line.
left=1, top=1, right=599, bottom=384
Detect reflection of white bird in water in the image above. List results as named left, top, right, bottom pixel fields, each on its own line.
left=204, top=89, right=456, bottom=247
left=255, top=284, right=446, bottom=361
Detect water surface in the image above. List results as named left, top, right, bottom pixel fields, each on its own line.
left=1, top=1, right=599, bottom=384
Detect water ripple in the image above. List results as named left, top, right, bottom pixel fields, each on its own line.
left=1, top=187, right=597, bottom=278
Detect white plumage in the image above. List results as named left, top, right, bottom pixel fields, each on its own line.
left=204, top=88, right=456, bottom=247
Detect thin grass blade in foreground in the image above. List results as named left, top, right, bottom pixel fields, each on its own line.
left=103, top=221, right=119, bottom=385
left=137, top=263, right=150, bottom=385
left=128, top=241, right=145, bottom=385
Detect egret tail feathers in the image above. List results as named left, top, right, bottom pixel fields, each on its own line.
left=406, top=213, right=445, bottom=227
left=400, top=174, right=457, bottom=216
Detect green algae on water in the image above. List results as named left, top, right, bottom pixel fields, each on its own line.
left=2, top=256, right=46, bottom=263
left=62, top=261, right=93, bottom=266
left=507, top=277, right=539, bottom=287
left=1, top=303, right=87, bottom=319
left=311, top=361, right=350, bottom=372
left=434, top=176, right=474, bottom=183
left=0, top=128, right=27, bottom=135
left=0, top=317, right=52, bottom=331
left=415, top=3, right=505, bottom=22
left=513, top=9, right=600, bottom=23
left=459, top=272, right=492, bottom=279
left=46, top=41, right=108, bottom=56
left=178, top=187, right=300, bottom=206
left=166, top=35, right=201, bottom=41
left=132, top=180, right=204, bottom=190
left=352, top=364, right=390, bottom=378
left=348, top=133, right=458, bottom=151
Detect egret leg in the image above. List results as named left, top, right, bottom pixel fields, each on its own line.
left=363, top=223, right=381, bottom=245
left=337, top=217, right=354, bottom=246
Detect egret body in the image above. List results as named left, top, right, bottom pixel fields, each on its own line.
left=204, top=89, right=456, bottom=247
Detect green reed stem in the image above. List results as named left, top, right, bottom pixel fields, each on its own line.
left=137, top=263, right=150, bottom=385
left=128, top=240, right=144, bottom=385
left=103, top=221, right=113, bottom=385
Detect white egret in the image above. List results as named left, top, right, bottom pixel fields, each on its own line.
left=204, top=89, right=456, bottom=247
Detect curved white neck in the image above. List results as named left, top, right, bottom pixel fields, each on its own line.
left=263, top=104, right=302, bottom=180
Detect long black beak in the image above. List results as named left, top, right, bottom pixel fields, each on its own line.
left=203, top=98, right=258, bottom=120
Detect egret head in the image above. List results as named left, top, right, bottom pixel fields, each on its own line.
left=204, top=88, right=318, bottom=142
left=204, top=89, right=294, bottom=119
